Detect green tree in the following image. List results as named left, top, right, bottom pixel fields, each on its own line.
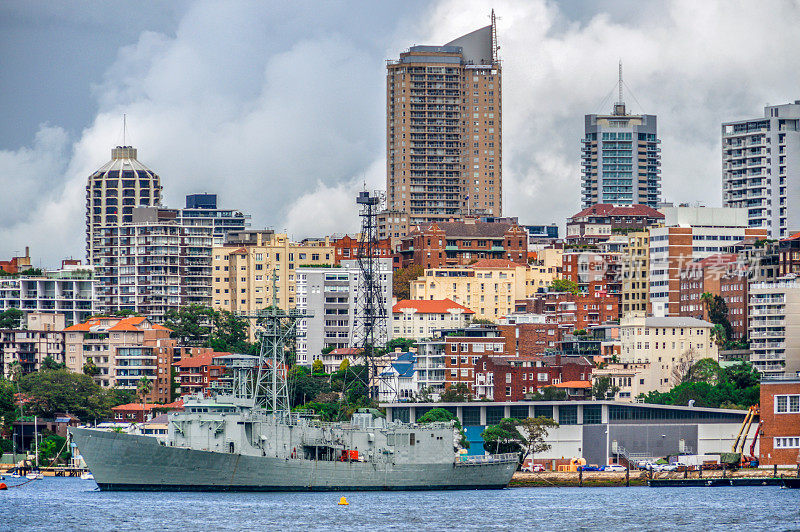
left=417, top=407, right=469, bottom=448
left=701, top=292, right=733, bottom=343
left=42, top=355, right=65, bottom=371
left=83, top=359, right=100, bottom=376
left=0, top=308, right=23, bottom=329
left=549, top=278, right=580, bottom=294
left=439, top=383, right=471, bottom=402
left=481, top=417, right=526, bottom=455
left=208, top=310, right=254, bottom=353
left=519, top=416, right=559, bottom=463
left=383, top=338, right=416, bottom=353
left=19, top=268, right=43, bottom=277
left=684, top=358, right=723, bottom=384
left=163, top=304, right=214, bottom=345
left=339, top=359, right=350, bottom=372
left=137, top=376, right=153, bottom=405
left=471, top=318, right=496, bottom=325
left=18, top=369, right=130, bottom=421
left=591, top=376, right=620, bottom=400
left=38, top=433, right=70, bottom=466
left=311, top=359, right=325, bottom=375
left=392, top=265, right=424, bottom=300
left=0, top=378, right=18, bottom=439
left=529, top=387, right=567, bottom=401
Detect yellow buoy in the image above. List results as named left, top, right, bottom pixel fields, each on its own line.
left=338, top=496, right=349, bottom=506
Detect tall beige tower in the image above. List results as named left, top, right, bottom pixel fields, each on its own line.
left=386, top=15, right=501, bottom=228
left=85, top=146, right=162, bottom=264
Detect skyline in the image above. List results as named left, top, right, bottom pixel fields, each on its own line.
left=2, top=0, right=800, bottom=266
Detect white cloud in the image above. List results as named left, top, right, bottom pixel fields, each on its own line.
left=1, top=0, right=799, bottom=265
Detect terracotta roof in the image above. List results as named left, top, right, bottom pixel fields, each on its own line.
left=415, top=221, right=517, bottom=238
left=393, top=298, right=474, bottom=314
left=175, top=352, right=229, bottom=368
left=112, top=403, right=157, bottom=412
left=689, top=254, right=739, bottom=267
left=330, top=348, right=363, bottom=355
left=469, top=258, right=521, bottom=269
left=64, top=316, right=171, bottom=333
left=569, top=203, right=664, bottom=220
left=782, top=231, right=800, bottom=241
left=548, top=380, right=592, bottom=389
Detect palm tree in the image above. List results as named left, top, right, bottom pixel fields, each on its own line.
left=137, top=376, right=153, bottom=422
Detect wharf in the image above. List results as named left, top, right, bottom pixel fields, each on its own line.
left=649, top=477, right=785, bottom=487
left=510, top=469, right=796, bottom=488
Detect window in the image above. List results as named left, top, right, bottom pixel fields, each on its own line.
left=583, top=405, right=602, bottom=424
left=559, top=405, right=578, bottom=425
left=775, top=395, right=800, bottom=413
left=538, top=373, right=549, bottom=382
left=774, top=437, right=800, bottom=449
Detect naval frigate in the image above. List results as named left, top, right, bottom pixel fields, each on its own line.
left=70, top=307, right=518, bottom=491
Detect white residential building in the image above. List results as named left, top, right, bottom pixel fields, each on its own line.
left=0, top=264, right=96, bottom=326
left=722, top=101, right=800, bottom=238
left=619, top=315, right=718, bottom=393
left=391, top=299, right=474, bottom=340
left=748, top=275, right=800, bottom=378
left=295, top=259, right=392, bottom=365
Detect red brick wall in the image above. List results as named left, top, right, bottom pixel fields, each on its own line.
left=497, top=323, right=562, bottom=356
left=759, top=381, right=800, bottom=466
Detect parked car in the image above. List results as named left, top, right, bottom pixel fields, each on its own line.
left=578, top=465, right=602, bottom=472
left=603, top=464, right=627, bottom=472
left=637, top=461, right=654, bottom=470
left=653, top=463, right=678, bottom=472
left=522, top=463, right=545, bottom=473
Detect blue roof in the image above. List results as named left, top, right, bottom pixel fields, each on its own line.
left=384, top=352, right=416, bottom=378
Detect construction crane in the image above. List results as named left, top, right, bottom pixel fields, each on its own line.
left=732, top=405, right=759, bottom=454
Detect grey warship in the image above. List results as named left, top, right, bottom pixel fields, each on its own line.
left=70, top=306, right=517, bottom=491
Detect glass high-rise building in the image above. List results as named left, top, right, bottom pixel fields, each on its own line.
left=722, top=101, right=800, bottom=238
left=385, top=16, right=501, bottom=227
left=581, top=98, right=661, bottom=208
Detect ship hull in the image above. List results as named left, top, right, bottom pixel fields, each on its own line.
left=71, top=428, right=516, bottom=492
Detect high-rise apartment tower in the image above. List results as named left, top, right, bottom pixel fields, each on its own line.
left=86, top=146, right=162, bottom=264
left=386, top=15, right=501, bottom=227
left=581, top=66, right=661, bottom=208
left=722, top=101, right=800, bottom=238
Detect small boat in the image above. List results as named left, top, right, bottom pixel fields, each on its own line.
left=26, top=472, right=44, bottom=480
left=80, top=471, right=95, bottom=481
left=10, top=473, right=21, bottom=479
left=782, top=478, right=800, bottom=489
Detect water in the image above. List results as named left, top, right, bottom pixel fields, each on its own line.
left=2, top=477, right=798, bottom=531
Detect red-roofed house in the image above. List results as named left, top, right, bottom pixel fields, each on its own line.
left=111, top=400, right=184, bottom=423
left=64, top=316, right=175, bottom=403
left=779, top=231, right=800, bottom=276
left=174, top=352, right=227, bottom=396
left=566, top=204, right=664, bottom=244
left=392, top=299, right=474, bottom=340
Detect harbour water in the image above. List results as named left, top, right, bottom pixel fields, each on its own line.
left=2, top=477, right=798, bottom=531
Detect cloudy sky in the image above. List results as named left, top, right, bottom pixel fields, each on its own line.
left=1, top=0, right=799, bottom=267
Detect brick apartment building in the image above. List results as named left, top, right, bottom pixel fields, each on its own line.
left=0, top=247, right=32, bottom=274
left=778, top=232, right=800, bottom=276
left=497, top=322, right=562, bottom=356
left=474, top=353, right=593, bottom=401
left=678, top=254, right=749, bottom=339
left=399, top=220, right=527, bottom=269
left=758, top=379, right=800, bottom=466
left=174, top=350, right=226, bottom=396
left=439, top=327, right=509, bottom=393
left=0, top=313, right=66, bottom=378
left=332, top=234, right=395, bottom=266
left=515, top=292, right=619, bottom=333
left=561, top=250, right=622, bottom=298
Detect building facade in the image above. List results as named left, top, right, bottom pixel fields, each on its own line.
left=386, top=20, right=501, bottom=226
left=722, top=102, right=800, bottom=238
left=566, top=204, right=663, bottom=244
left=619, top=316, right=718, bottom=393
left=95, top=207, right=212, bottom=321
left=580, top=96, right=661, bottom=208
left=620, top=231, right=650, bottom=316
left=63, top=316, right=174, bottom=402
left=411, top=259, right=527, bottom=321
left=212, top=230, right=334, bottom=316
left=758, top=378, right=800, bottom=466
left=295, top=259, right=392, bottom=365
left=86, top=146, right=162, bottom=263
left=392, top=299, right=474, bottom=340
left=0, top=313, right=65, bottom=377
left=398, top=219, right=527, bottom=269
left=0, top=264, right=96, bottom=327
left=177, top=193, right=250, bottom=246
left=648, top=207, right=767, bottom=316
left=748, top=276, right=800, bottom=378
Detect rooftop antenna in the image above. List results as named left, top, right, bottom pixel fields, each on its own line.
left=491, top=9, right=500, bottom=61
left=123, top=114, right=127, bottom=146
left=614, top=60, right=626, bottom=116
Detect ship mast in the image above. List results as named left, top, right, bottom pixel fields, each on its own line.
left=235, top=269, right=310, bottom=418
